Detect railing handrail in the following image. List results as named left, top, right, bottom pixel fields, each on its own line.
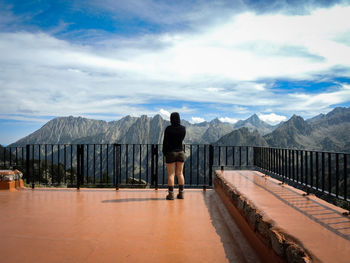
left=1, top=144, right=349, bottom=208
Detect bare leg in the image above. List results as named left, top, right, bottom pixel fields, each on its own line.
left=166, top=163, right=176, bottom=187
left=175, top=162, right=185, bottom=185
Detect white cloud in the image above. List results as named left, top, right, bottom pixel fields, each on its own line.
left=190, top=117, right=205, bottom=124
left=253, top=84, right=266, bottom=91
left=219, top=117, right=238, bottom=124
left=278, top=84, right=350, bottom=116
left=159, top=109, right=170, bottom=120
left=0, top=115, right=50, bottom=123
left=258, top=113, right=287, bottom=124
left=0, top=5, right=350, bottom=122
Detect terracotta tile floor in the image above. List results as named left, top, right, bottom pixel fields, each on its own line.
left=0, top=188, right=260, bottom=263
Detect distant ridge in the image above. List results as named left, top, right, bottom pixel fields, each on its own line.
left=264, top=107, right=350, bottom=152
left=215, top=127, right=268, bottom=146
left=10, top=107, right=350, bottom=152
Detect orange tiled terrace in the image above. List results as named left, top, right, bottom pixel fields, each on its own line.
left=1, top=144, right=350, bottom=263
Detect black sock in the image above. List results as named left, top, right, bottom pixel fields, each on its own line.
left=168, top=186, right=174, bottom=192
left=179, top=185, right=184, bottom=191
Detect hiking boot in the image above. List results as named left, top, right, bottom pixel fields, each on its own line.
left=166, top=191, right=174, bottom=200
left=177, top=190, right=184, bottom=199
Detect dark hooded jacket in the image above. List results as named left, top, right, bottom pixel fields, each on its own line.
left=162, top=112, right=186, bottom=155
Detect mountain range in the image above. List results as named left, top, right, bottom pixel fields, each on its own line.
left=9, top=107, right=350, bottom=152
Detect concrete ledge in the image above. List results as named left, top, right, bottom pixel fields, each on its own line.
left=215, top=172, right=313, bottom=263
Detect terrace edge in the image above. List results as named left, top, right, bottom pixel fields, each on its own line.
left=214, top=171, right=316, bottom=263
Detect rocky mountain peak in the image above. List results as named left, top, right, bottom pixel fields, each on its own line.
left=210, top=118, right=221, bottom=125
left=283, top=115, right=311, bottom=135
left=246, top=113, right=260, bottom=124
left=8, top=107, right=350, bottom=152
left=327, top=107, right=348, bottom=116
left=234, top=114, right=274, bottom=135
left=215, top=127, right=268, bottom=146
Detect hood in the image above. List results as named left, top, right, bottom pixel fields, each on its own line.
left=170, top=112, right=181, bottom=126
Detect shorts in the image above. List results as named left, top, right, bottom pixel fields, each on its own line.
left=165, top=151, right=186, bottom=163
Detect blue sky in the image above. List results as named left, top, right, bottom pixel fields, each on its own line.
left=1, top=0, right=350, bottom=145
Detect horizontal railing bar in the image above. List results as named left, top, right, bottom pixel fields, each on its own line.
left=2, top=144, right=348, bottom=208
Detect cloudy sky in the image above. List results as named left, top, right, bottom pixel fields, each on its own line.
left=1, top=0, right=350, bottom=145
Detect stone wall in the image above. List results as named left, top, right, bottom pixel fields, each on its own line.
left=214, top=172, right=313, bottom=263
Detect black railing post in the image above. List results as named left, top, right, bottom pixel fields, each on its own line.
left=132, top=144, right=135, bottom=184
left=15, top=147, right=18, bottom=169
left=93, top=144, right=96, bottom=184
left=316, top=152, right=319, bottom=190
left=38, top=145, right=41, bottom=185
left=190, top=145, right=192, bottom=186
left=146, top=144, right=149, bottom=184
left=246, top=146, right=249, bottom=167
left=100, top=144, right=103, bottom=184
left=119, top=144, right=122, bottom=186
left=26, top=145, right=30, bottom=185
left=77, top=144, right=82, bottom=190
left=239, top=146, right=242, bottom=167
left=64, top=145, right=67, bottom=184
left=328, top=153, right=331, bottom=196
left=106, top=144, right=109, bottom=184
left=77, top=145, right=80, bottom=189
left=114, top=144, right=120, bottom=190
left=336, top=153, right=339, bottom=198
left=209, top=145, right=214, bottom=188
left=253, top=147, right=256, bottom=166
left=310, top=151, right=313, bottom=189
left=31, top=145, right=35, bottom=189
left=296, top=150, right=299, bottom=182
left=322, top=152, right=325, bottom=192
left=113, top=144, right=116, bottom=187
left=81, top=145, right=85, bottom=186
left=9, top=147, right=12, bottom=168
left=197, top=145, right=200, bottom=186
left=301, top=151, right=304, bottom=184
left=344, top=154, right=347, bottom=201
left=232, top=146, right=235, bottom=166
left=125, top=144, right=128, bottom=184
left=305, top=151, right=308, bottom=186
left=86, top=145, right=89, bottom=184
left=204, top=145, right=207, bottom=190
left=155, top=145, right=159, bottom=190
left=151, top=145, right=154, bottom=187
left=2, top=146, right=5, bottom=168
left=51, top=145, right=54, bottom=185
left=58, top=144, right=60, bottom=185
left=139, top=144, right=142, bottom=184
left=70, top=145, right=73, bottom=186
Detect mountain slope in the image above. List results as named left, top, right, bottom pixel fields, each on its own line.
left=234, top=114, right=274, bottom=135
left=9, top=107, right=350, bottom=152
left=10, top=115, right=232, bottom=146
left=215, top=127, right=268, bottom=146
left=200, top=122, right=234, bottom=144
left=264, top=107, right=350, bottom=152
left=13, top=116, right=109, bottom=146
left=264, top=115, right=313, bottom=149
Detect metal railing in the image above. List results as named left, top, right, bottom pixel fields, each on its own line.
left=254, top=147, right=349, bottom=203
left=0, top=144, right=254, bottom=189
left=1, top=144, right=349, bottom=204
